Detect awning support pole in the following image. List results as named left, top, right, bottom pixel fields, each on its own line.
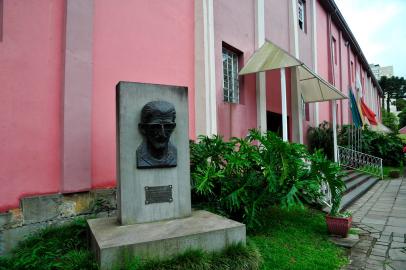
left=333, top=100, right=338, bottom=162
left=281, top=67, right=288, bottom=142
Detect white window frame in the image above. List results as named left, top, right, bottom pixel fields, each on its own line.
left=222, top=47, right=240, bottom=103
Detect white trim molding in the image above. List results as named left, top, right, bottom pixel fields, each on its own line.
left=195, top=0, right=217, bottom=136
left=255, top=0, right=267, bottom=132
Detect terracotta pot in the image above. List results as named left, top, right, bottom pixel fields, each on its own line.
left=326, top=215, right=352, bottom=237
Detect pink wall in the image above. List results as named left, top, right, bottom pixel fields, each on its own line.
left=316, top=1, right=331, bottom=123
left=91, top=0, right=195, bottom=188
left=214, top=0, right=257, bottom=139
left=340, top=35, right=350, bottom=123
left=266, top=70, right=292, bottom=117
left=298, top=0, right=313, bottom=68
left=265, top=0, right=290, bottom=51
left=0, top=1, right=65, bottom=211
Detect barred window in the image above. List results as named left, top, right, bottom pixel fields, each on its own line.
left=298, top=0, right=305, bottom=32
left=222, top=48, right=239, bottom=103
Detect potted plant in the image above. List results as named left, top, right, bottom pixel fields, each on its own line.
left=312, top=151, right=350, bottom=237
left=324, top=163, right=351, bottom=237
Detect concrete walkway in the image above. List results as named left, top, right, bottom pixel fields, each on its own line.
left=345, top=178, right=406, bottom=270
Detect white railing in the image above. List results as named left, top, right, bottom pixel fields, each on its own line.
left=338, top=146, right=383, bottom=179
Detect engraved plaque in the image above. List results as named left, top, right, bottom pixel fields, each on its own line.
left=145, top=185, right=173, bottom=204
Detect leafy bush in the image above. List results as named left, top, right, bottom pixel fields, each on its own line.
left=398, top=134, right=406, bottom=144
left=388, top=170, right=400, bottom=178
left=381, top=109, right=399, bottom=132
left=307, top=121, right=334, bottom=160
left=398, top=108, right=406, bottom=128
left=339, top=126, right=403, bottom=167
left=308, top=122, right=403, bottom=167
left=190, top=130, right=344, bottom=230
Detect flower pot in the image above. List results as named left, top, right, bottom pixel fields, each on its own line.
left=326, top=215, right=352, bottom=237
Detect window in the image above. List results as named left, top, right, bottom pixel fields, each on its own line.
left=298, top=0, right=306, bottom=32
left=351, top=61, right=354, bottom=82
left=222, top=47, right=240, bottom=103
left=332, top=37, right=337, bottom=65
left=301, top=95, right=310, bottom=121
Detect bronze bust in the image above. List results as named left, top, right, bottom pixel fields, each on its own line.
left=136, top=101, right=177, bottom=168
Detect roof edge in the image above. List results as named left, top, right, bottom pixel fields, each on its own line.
left=320, top=0, right=383, bottom=97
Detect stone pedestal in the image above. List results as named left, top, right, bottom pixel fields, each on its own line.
left=88, top=210, right=246, bottom=270
left=88, top=82, right=246, bottom=269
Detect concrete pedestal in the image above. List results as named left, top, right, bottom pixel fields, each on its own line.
left=88, top=210, right=246, bottom=270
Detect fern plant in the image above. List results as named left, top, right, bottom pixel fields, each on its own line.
left=190, top=130, right=342, bottom=230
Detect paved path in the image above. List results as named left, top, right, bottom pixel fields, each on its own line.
left=345, top=178, right=406, bottom=270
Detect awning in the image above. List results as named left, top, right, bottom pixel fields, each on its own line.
left=239, top=40, right=348, bottom=103
left=298, top=65, right=347, bottom=103
left=239, top=41, right=302, bottom=75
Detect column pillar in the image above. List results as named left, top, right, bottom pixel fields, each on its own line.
left=195, top=0, right=217, bottom=137
left=333, top=100, right=338, bottom=162
left=255, top=0, right=267, bottom=133
left=281, top=68, right=288, bottom=142
left=311, top=0, right=319, bottom=126
left=61, top=0, right=94, bottom=192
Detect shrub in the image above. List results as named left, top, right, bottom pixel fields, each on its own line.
left=381, top=109, right=398, bottom=132
left=307, top=121, right=334, bottom=160
left=398, top=109, right=406, bottom=129
left=190, top=130, right=344, bottom=230
left=340, top=126, right=403, bottom=167
left=308, top=123, right=403, bottom=167
left=388, top=170, right=400, bottom=178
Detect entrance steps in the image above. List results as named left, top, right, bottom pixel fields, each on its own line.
left=323, top=170, right=379, bottom=213
left=340, top=170, right=379, bottom=210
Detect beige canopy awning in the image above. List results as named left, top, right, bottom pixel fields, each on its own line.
left=239, top=40, right=347, bottom=103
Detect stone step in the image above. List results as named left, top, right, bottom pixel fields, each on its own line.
left=344, top=174, right=372, bottom=194
left=340, top=177, right=379, bottom=211
left=343, top=170, right=364, bottom=183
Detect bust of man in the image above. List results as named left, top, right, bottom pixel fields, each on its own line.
left=136, top=101, right=177, bottom=168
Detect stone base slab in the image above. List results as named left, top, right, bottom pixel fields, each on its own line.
left=88, top=210, right=246, bottom=270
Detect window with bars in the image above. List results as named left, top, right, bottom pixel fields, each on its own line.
left=222, top=47, right=240, bottom=103
left=298, top=0, right=305, bottom=32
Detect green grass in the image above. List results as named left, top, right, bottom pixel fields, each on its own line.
left=113, top=243, right=262, bottom=270
left=0, top=208, right=348, bottom=270
left=251, top=207, right=348, bottom=270
left=383, top=165, right=403, bottom=179
left=0, top=218, right=98, bottom=270
left=397, top=134, right=406, bottom=144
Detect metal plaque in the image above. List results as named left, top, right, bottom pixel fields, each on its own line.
left=145, top=185, right=173, bottom=204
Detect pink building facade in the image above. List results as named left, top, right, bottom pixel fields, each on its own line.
left=0, top=0, right=382, bottom=214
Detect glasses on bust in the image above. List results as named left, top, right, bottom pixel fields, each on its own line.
left=142, top=123, right=176, bottom=132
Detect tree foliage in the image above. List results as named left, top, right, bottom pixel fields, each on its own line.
left=394, top=98, right=406, bottom=111
left=379, top=76, right=406, bottom=112
left=398, top=109, right=406, bottom=129
left=381, top=109, right=399, bottom=132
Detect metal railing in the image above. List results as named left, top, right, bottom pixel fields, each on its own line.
left=338, top=146, right=383, bottom=179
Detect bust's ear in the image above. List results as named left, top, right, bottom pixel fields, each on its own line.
left=138, top=123, right=146, bottom=135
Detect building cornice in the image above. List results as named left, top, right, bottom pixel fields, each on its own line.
left=320, top=0, right=383, bottom=96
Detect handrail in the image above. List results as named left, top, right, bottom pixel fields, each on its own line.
left=338, top=146, right=383, bottom=179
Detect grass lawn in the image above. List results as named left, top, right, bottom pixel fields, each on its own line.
left=0, top=208, right=348, bottom=270
left=383, top=165, right=403, bottom=179
left=251, top=207, right=348, bottom=270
